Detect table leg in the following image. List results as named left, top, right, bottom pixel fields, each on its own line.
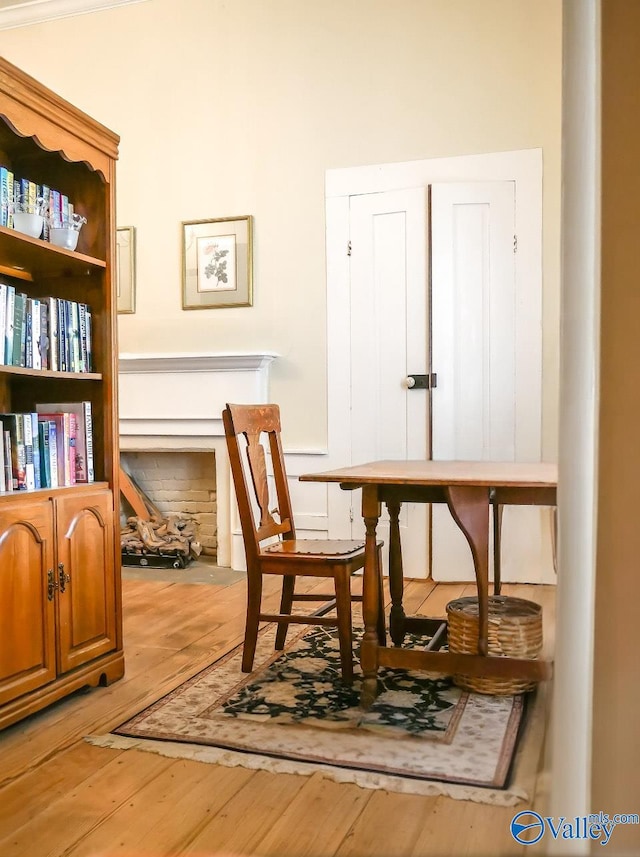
left=386, top=500, right=406, bottom=646
left=492, top=498, right=504, bottom=595
left=445, top=485, right=490, bottom=657
left=361, top=485, right=381, bottom=708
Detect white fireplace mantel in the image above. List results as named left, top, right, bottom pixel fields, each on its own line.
left=118, top=351, right=279, bottom=570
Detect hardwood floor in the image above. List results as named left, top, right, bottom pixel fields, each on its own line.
left=0, top=574, right=555, bottom=857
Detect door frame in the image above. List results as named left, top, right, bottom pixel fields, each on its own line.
left=325, top=148, right=543, bottom=541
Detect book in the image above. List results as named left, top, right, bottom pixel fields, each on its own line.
left=22, top=412, right=35, bottom=490
left=30, top=412, right=41, bottom=489
left=3, top=430, right=13, bottom=492
left=38, top=420, right=51, bottom=488
left=38, top=298, right=48, bottom=370
left=36, top=401, right=93, bottom=482
left=47, top=420, right=58, bottom=488
left=11, top=291, right=25, bottom=367
left=0, top=282, right=7, bottom=366
left=0, top=423, right=5, bottom=492
left=0, top=414, right=26, bottom=490
left=48, top=296, right=58, bottom=371
left=0, top=166, right=12, bottom=227
left=4, top=284, right=14, bottom=365
left=31, top=298, right=41, bottom=371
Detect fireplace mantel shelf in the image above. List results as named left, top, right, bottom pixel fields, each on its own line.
left=118, top=352, right=279, bottom=374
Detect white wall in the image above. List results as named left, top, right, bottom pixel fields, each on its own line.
left=0, top=0, right=562, bottom=452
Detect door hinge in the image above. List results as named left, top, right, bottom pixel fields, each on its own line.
left=349, top=508, right=354, bottom=523
left=513, top=234, right=518, bottom=253
left=347, top=240, right=352, bottom=256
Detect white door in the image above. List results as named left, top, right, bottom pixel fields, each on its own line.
left=347, top=180, right=550, bottom=583
left=430, top=181, right=550, bottom=583
left=349, top=188, right=430, bottom=577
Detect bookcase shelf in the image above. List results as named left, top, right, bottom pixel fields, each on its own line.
left=0, top=57, right=123, bottom=731
left=0, top=226, right=107, bottom=279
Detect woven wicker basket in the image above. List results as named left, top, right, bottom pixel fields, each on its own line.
left=446, top=595, right=543, bottom=696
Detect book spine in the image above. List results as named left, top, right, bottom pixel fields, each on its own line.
left=0, top=166, right=8, bottom=227
left=38, top=299, right=48, bottom=370
left=3, top=429, right=14, bottom=491
left=38, top=420, right=50, bottom=488
left=67, top=412, right=76, bottom=486
left=0, top=283, right=7, bottom=366
left=48, top=297, right=58, bottom=371
left=40, top=185, right=50, bottom=240
left=4, top=285, right=14, bottom=365
left=71, top=301, right=80, bottom=373
left=31, top=298, right=41, bottom=371
left=78, top=303, right=87, bottom=373
left=6, top=170, right=14, bottom=228
left=11, top=292, right=25, bottom=367
left=61, top=194, right=69, bottom=225
left=85, top=307, right=93, bottom=372
left=22, top=412, right=35, bottom=490
left=47, top=420, right=59, bottom=488
left=25, top=298, right=33, bottom=369
left=84, top=401, right=94, bottom=482
left=50, top=189, right=61, bottom=227
left=0, top=420, right=5, bottom=492
left=30, top=412, right=41, bottom=489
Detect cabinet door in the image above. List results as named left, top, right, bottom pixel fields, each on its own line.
left=0, top=499, right=56, bottom=706
left=55, top=489, right=117, bottom=674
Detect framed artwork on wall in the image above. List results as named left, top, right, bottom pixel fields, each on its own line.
left=182, top=215, right=253, bottom=309
left=116, top=226, right=136, bottom=314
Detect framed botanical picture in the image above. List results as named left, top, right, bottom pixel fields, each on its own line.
left=116, top=226, right=136, bottom=314
left=182, top=215, right=253, bottom=310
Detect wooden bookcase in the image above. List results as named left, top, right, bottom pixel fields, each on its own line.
left=0, top=57, right=123, bottom=730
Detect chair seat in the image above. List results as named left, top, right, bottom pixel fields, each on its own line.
left=263, top=539, right=367, bottom=559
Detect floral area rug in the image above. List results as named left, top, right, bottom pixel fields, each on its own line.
left=88, top=622, right=545, bottom=806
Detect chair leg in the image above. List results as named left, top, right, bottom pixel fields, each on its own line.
left=275, top=575, right=296, bottom=650
left=376, top=545, right=386, bottom=646
left=335, top=568, right=354, bottom=684
left=242, top=572, right=263, bottom=673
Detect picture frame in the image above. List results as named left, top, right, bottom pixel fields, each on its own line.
left=116, top=226, right=136, bottom=314
left=182, top=215, right=253, bottom=310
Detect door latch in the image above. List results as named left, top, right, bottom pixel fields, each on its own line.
left=406, top=373, right=437, bottom=390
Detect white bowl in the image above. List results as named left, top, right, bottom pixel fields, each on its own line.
left=13, top=211, right=44, bottom=239
left=50, top=227, right=79, bottom=251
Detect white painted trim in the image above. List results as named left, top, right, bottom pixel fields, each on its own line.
left=548, top=1, right=600, bottom=839
left=325, top=149, right=544, bottom=544
left=118, top=352, right=279, bottom=374
left=0, top=0, right=149, bottom=30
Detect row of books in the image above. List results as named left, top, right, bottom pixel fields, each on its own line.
left=0, top=282, right=93, bottom=372
left=0, top=402, right=94, bottom=493
left=1, top=166, right=76, bottom=235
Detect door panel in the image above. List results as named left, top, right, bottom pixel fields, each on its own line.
left=0, top=500, right=56, bottom=706
left=430, top=181, right=549, bottom=583
left=349, top=188, right=429, bottom=577
left=55, top=489, right=116, bottom=673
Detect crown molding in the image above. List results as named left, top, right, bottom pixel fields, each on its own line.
left=0, top=0, right=149, bottom=31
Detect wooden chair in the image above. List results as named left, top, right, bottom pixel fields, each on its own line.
left=223, top=403, right=384, bottom=684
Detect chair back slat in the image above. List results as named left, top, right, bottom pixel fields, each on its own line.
left=223, top=404, right=295, bottom=560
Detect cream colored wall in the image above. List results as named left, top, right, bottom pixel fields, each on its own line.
left=1, top=0, right=562, bottom=451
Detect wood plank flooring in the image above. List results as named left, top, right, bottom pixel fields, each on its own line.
left=0, top=574, right=555, bottom=857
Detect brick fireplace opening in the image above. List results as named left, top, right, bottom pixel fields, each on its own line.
left=121, top=450, right=217, bottom=558
left=118, top=351, right=278, bottom=570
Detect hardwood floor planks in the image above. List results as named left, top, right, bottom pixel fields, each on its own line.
left=0, top=573, right=556, bottom=857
